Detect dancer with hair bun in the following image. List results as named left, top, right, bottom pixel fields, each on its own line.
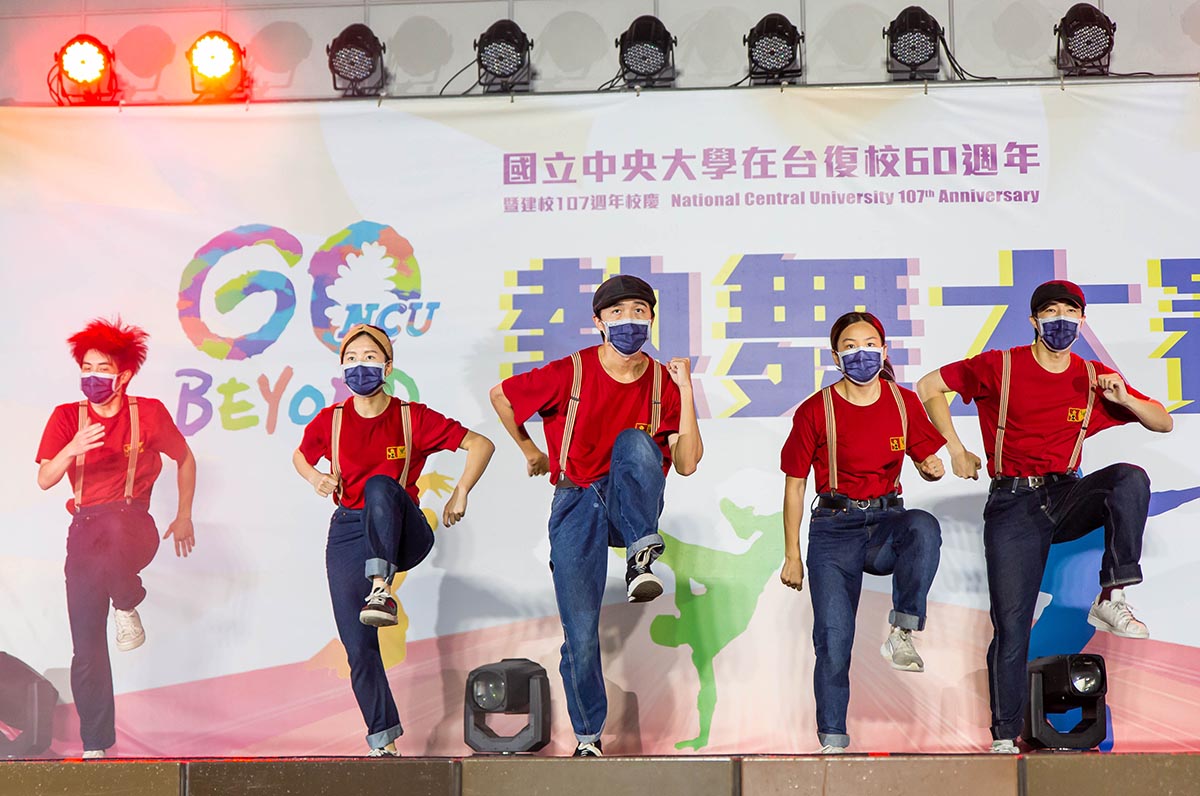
left=780, top=311, right=946, bottom=754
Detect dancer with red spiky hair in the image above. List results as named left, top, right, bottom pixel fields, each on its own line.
left=36, top=318, right=196, bottom=759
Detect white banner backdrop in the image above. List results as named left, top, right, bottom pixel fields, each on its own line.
left=0, top=81, right=1198, bottom=756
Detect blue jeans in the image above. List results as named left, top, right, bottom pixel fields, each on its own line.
left=548, top=429, right=666, bottom=743
left=325, top=474, right=433, bottom=749
left=64, top=503, right=159, bottom=751
left=983, top=463, right=1148, bottom=740
left=807, top=503, right=942, bottom=748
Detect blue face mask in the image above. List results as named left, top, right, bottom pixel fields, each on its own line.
left=81, top=373, right=118, bottom=405
left=837, top=348, right=884, bottom=385
left=342, top=362, right=386, bottom=396
left=1036, top=315, right=1081, bottom=352
left=604, top=319, right=651, bottom=357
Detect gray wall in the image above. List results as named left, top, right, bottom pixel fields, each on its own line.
left=3, top=0, right=1199, bottom=103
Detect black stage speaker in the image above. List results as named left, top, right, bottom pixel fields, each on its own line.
left=0, top=653, right=59, bottom=757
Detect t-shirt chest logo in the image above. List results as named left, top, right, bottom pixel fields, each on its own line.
left=1067, top=407, right=1087, bottom=423
left=634, top=422, right=651, bottom=433
left=888, top=436, right=905, bottom=452
left=122, top=441, right=146, bottom=456
left=386, top=446, right=407, bottom=460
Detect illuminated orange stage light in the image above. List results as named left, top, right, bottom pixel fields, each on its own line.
left=60, top=36, right=109, bottom=83
left=189, top=33, right=236, bottom=80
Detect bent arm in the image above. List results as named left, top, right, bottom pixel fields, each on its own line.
left=668, top=382, right=703, bottom=477
left=916, top=369, right=968, bottom=455
left=1123, top=396, right=1173, bottom=433
left=488, top=383, right=545, bottom=460
left=456, top=430, right=496, bottom=494
left=37, top=454, right=72, bottom=491
left=292, top=448, right=324, bottom=489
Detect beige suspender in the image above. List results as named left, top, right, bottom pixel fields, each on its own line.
left=73, top=397, right=140, bottom=512
left=993, top=351, right=1014, bottom=476
left=821, top=389, right=839, bottom=494
left=125, top=397, right=140, bottom=500
left=557, top=353, right=585, bottom=482
left=331, top=398, right=413, bottom=506
left=557, top=353, right=664, bottom=484
left=993, top=350, right=1097, bottom=476
left=1066, top=360, right=1097, bottom=473
left=650, top=359, right=663, bottom=434
left=74, top=402, right=87, bottom=511
left=821, top=381, right=908, bottom=495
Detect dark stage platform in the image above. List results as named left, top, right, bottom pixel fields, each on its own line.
left=2, top=753, right=1198, bottom=796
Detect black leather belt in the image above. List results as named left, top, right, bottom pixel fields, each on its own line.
left=989, top=473, right=1078, bottom=492
left=816, top=493, right=903, bottom=511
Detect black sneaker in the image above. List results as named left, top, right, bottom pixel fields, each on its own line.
left=626, top=546, right=663, bottom=603
left=573, top=740, right=603, bottom=757
left=360, top=587, right=399, bottom=627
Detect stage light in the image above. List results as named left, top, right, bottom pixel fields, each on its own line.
left=616, top=15, right=676, bottom=89
left=884, top=6, right=942, bottom=81
left=187, top=31, right=249, bottom=101
left=1055, top=3, right=1115, bottom=77
left=744, top=13, right=803, bottom=86
left=49, top=34, right=119, bottom=106
left=464, top=658, right=550, bottom=753
left=1023, top=654, right=1108, bottom=750
left=327, top=24, right=387, bottom=97
left=0, top=653, right=59, bottom=758
left=475, top=20, right=533, bottom=93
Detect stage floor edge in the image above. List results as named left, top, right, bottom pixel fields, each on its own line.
left=2, top=752, right=1198, bottom=796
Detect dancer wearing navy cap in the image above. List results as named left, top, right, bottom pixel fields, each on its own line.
left=917, top=280, right=1173, bottom=753
left=490, top=274, right=703, bottom=756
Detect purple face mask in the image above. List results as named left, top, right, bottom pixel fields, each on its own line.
left=81, top=373, right=118, bottom=405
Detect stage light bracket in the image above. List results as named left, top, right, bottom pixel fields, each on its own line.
left=1055, top=3, right=1116, bottom=77
left=49, top=34, right=120, bottom=106
left=327, top=23, right=388, bottom=97
left=884, top=6, right=942, bottom=82
left=187, top=31, right=251, bottom=102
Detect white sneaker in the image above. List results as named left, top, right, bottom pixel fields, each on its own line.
left=1087, top=589, right=1149, bottom=639
left=820, top=744, right=846, bottom=754
left=82, top=749, right=106, bottom=759
left=990, top=739, right=1019, bottom=754
left=880, top=626, right=924, bottom=672
left=367, top=746, right=400, bottom=757
left=625, top=547, right=663, bottom=603
left=114, top=608, right=145, bottom=651
left=573, top=741, right=603, bottom=757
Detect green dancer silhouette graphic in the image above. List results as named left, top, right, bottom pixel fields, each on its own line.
left=650, top=499, right=785, bottom=750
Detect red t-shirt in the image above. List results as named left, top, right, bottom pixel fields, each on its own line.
left=501, top=346, right=682, bottom=487
left=36, top=395, right=189, bottom=514
left=780, top=382, right=945, bottom=499
left=299, top=398, right=468, bottom=508
left=940, top=346, right=1147, bottom=478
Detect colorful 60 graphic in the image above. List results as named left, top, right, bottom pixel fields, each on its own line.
left=178, top=221, right=434, bottom=360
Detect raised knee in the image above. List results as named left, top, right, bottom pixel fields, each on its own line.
left=363, top=474, right=398, bottom=503
left=908, top=510, right=943, bottom=544
left=1113, top=463, right=1150, bottom=492
left=615, top=427, right=660, bottom=462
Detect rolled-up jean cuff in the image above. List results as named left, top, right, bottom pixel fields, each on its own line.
left=890, top=610, right=925, bottom=631
left=575, top=725, right=604, bottom=745
left=818, top=732, right=849, bottom=748
left=367, top=723, right=403, bottom=749
left=366, top=558, right=398, bottom=583
left=627, top=533, right=665, bottom=563
left=992, top=723, right=1022, bottom=742
left=1101, top=564, right=1142, bottom=589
